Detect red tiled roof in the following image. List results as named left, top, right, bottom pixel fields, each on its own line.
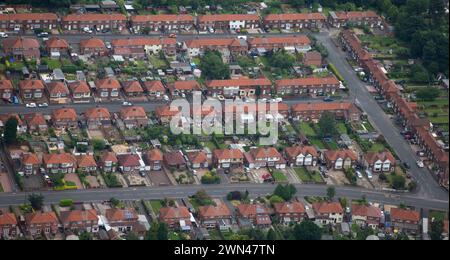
left=45, top=37, right=69, bottom=49
left=312, top=202, right=343, bottom=214
left=291, top=102, right=354, bottom=112
left=0, top=79, right=13, bottom=90
left=146, top=149, right=163, bottom=162
left=19, top=79, right=45, bottom=91
left=117, top=154, right=140, bottom=167
left=164, top=151, right=186, bottom=166
left=276, top=76, right=339, bottom=88
left=111, top=37, right=176, bottom=47
left=60, top=209, right=98, bottom=224
left=364, top=150, right=395, bottom=164
left=207, top=78, right=271, bottom=88
left=172, top=80, right=201, bottom=91
left=52, top=108, right=77, bottom=121
left=77, top=155, right=97, bottom=168
left=285, top=146, right=318, bottom=158
left=237, top=203, right=271, bottom=216
left=69, top=81, right=90, bottom=94
left=265, top=13, right=326, bottom=21
left=119, top=106, right=147, bottom=119
left=0, top=212, right=17, bottom=226
left=390, top=207, right=420, bottom=222
left=3, top=37, right=38, bottom=50
left=186, top=151, right=208, bottom=164
left=143, top=80, right=165, bottom=92
left=199, top=14, right=259, bottom=23
left=63, top=13, right=126, bottom=22
left=23, top=113, right=46, bottom=127
left=95, top=78, right=121, bottom=90
left=25, top=212, right=58, bottom=225
left=333, top=11, right=379, bottom=20
left=159, top=206, right=190, bottom=219
left=324, top=149, right=358, bottom=161
left=249, top=147, right=281, bottom=159
left=105, top=208, right=138, bottom=221
left=80, top=38, right=106, bottom=49
left=43, top=153, right=76, bottom=165
left=214, top=149, right=244, bottom=160
left=47, top=82, right=69, bottom=95
left=274, top=202, right=306, bottom=214
left=122, top=81, right=144, bottom=93
left=351, top=204, right=382, bottom=218
left=185, top=38, right=243, bottom=48
left=155, top=105, right=180, bottom=117
left=132, top=14, right=194, bottom=23
left=101, top=151, right=118, bottom=164
left=0, top=13, right=57, bottom=21
left=22, top=153, right=40, bottom=165
left=249, top=35, right=310, bottom=46
left=198, top=202, right=232, bottom=218
left=84, top=107, right=111, bottom=120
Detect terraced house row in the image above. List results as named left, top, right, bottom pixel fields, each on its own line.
left=0, top=11, right=384, bottom=32
left=339, top=30, right=449, bottom=189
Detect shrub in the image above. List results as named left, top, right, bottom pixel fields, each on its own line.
left=201, top=172, right=221, bottom=184
left=59, top=199, right=74, bottom=207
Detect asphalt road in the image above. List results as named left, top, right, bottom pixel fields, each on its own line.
left=314, top=34, right=448, bottom=201
left=0, top=183, right=448, bottom=211
left=0, top=97, right=345, bottom=114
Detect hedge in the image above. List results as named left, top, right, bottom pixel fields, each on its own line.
left=328, top=63, right=345, bottom=82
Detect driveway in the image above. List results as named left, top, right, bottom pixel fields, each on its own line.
left=148, top=170, right=172, bottom=186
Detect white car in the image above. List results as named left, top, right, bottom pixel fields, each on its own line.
left=356, top=171, right=363, bottom=179
left=105, top=42, right=112, bottom=49
left=38, top=103, right=48, bottom=107
left=0, top=32, right=8, bottom=38
left=26, top=103, right=37, bottom=108
left=217, top=95, right=225, bottom=101
left=163, top=95, right=169, bottom=101
left=122, top=102, right=132, bottom=106
left=83, top=27, right=93, bottom=34
left=365, top=170, right=373, bottom=179
left=416, top=160, right=424, bottom=168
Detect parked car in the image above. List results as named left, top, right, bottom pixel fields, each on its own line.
left=169, top=33, right=176, bottom=38
left=122, top=102, right=132, bottom=106
left=105, top=42, right=112, bottom=49
left=0, top=32, right=8, bottom=38
left=416, top=160, right=424, bottom=168
left=402, top=162, right=411, bottom=169
left=323, top=96, right=334, bottom=102
left=356, top=171, right=363, bottom=179
left=139, top=171, right=146, bottom=177
left=365, top=170, right=373, bottom=179
left=416, top=151, right=425, bottom=157
left=38, top=103, right=48, bottom=107
left=26, top=103, right=36, bottom=108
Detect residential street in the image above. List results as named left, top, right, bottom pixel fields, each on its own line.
left=314, top=33, right=448, bottom=201
left=0, top=183, right=448, bottom=211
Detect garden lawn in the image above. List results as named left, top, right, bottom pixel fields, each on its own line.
left=148, top=55, right=168, bottom=69
left=272, top=171, right=288, bottom=182
left=294, top=167, right=312, bottom=182
left=337, top=123, right=348, bottom=135
left=309, top=171, right=324, bottom=183
left=299, top=122, right=316, bottom=137
left=149, top=200, right=163, bottom=214
left=369, top=143, right=386, bottom=152
left=309, top=138, right=326, bottom=149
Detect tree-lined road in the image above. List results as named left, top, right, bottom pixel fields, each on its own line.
left=0, top=183, right=448, bottom=211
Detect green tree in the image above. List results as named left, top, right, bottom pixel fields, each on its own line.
left=391, top=174, right=406, bottom=190
left=268, top=50, right=295, bottom=70
left=415, top=87, right=440, bottom=101
left=79, top=231, right=93, bottom=240
left=157, top=222, right=169, bottom=240
left=28, top=193, right=44, bottom=211
left=199, top=50, right=230, bottom=80
left=273, top=184, right=297, bottom=201
left=318, top=112, right=338, bottom=138
left=3, top=117, right=18, bottom=145
left=430, top=220, right=443, bottom=240
left=266, top=228, right=278, bottom=240
left=269, top=195, right=284, bottom=205
left=293, top=220, right=322, bottom=240
left=125, top=232, right=140, bottom=240
left=326, top=186, right=336, bottom=201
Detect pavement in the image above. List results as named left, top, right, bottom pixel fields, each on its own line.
left=0, top=183, right=448, bottom=211
left=314, top=34, right=448, bottom=201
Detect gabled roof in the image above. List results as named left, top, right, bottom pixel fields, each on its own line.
left=332, top=11, right=380, bottom=20
left=105, top=208, right=138, bottom=221
left=207, top=78, right=272, bottom=88
left=276, top=76, right=339, bottom=87
left=264, top=13, right=326, bottom=21
left=198, top=202, right=232, bottom=218
left=0, top=212, right=17, bottom=226
left=60, top=209, right=98, bottom=224
left=291, top=102, right=356, bottom=112
left=77, top=154, right=97, bottom=168
left=323, top=149, right=358, bottom=161
left=143, top=80, right=165, bottom=92
left=237, top=203, right=271, bottom=216
left=249, top=147, right=281, bottom=159
left=131, top=14, right=194, bottom=23
left=185, top=38, right=245, bottom=48
left=52, top=108, right=78, bottom=121
left=101, top=151, right=118, bottom=164
left=117, top=154, right=141, bottom=167
left=155, top=105, right=180, bottom=118
left=145, top=149, right=163, bottom=162
left=111, top=37, right=176, bottom=47
left=164, top=151, right=186, bottom=166
left=119, top=106, right=147, bottom=119
left=249, top=36, right=310, bottom=46
left=214, top=149, right=244, bottom=160
left=171, top=80, right=201, bottom=91
left=351, top=204, right=382, bottom=218
left=274, top=202, right=306, bottom=214
left=63, top=13, right=126, bottom=22
left=25, top=212, right=58, bottom=225
left=364, top=150, right=395, bottom=164
left=95, top=78, right=121, bottom=90
left=159, top=206, right=190, bottom=219
left=390, top=208, right=420, bottom=222
left=0, top=13, right=57, bottom=21
left=0, top=79, right=13, bottom=90
left=3, top=37, right=39, bottom=50
left=312, top=202, right=344, bottom=214
left=186, top=151, right=208, bottom=164
left=199, top=14, right=259, bottom=23
left=43, top=153, right=76, bottom=165
left=69, top=81, right=90, bottom=94
left=284, top=146, right=318, bottom=158
left=84, top=107, right=111, bottom=120
left=47, top=82, right=69, bottom=95
left=23, top=113, right=47, bottom=127
left=22, top=153, right=41, bottom=165
left=80, top=38, right=106, bottom=49
left=19, top=80, right=45, bottom=91
left=45, top=37, right=69, bottom=49
left=122, top=81, right=144, bottom=93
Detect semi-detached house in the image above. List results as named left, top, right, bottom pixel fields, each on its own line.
left=206, top=78, right=272, bottom=98
left=62, top=13, right=127, bottom=31
left=0, top=13, right=58, bottom=31
left=263, top=13, right=326, bottom=30
left=276, top=76, right=340, bottom=97
left=130, top=14, right=195, bottom=32
left=198, top=14, right=260, bottom=31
